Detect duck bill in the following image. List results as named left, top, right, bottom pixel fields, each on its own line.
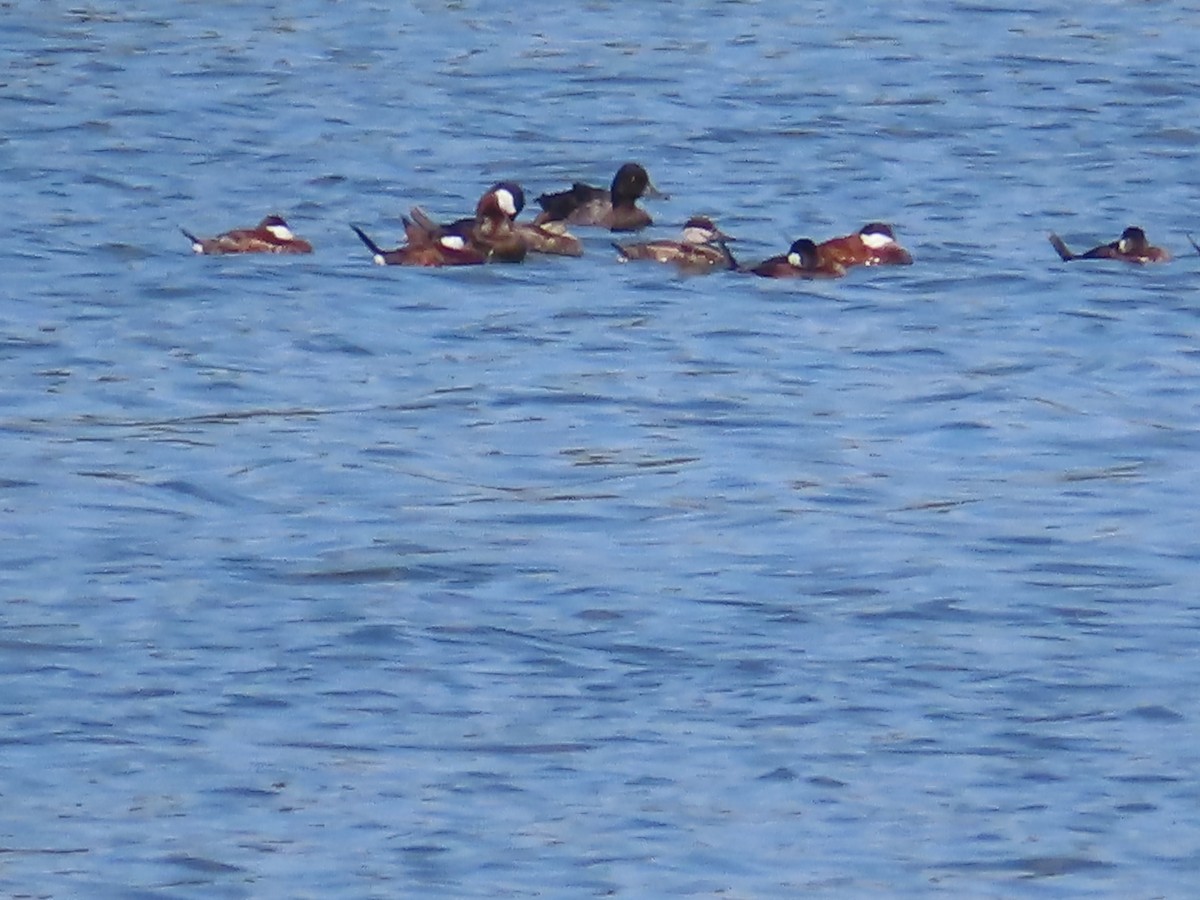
left=643, top=181, right=669, bottom=200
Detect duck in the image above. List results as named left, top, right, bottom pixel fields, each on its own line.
left=181, top=215, right=313, bottom=255
left=745, top=238, right=846, bottom=279
left=817, top=222, right=912, bottom=268
left=411, top=182, right=583, bottom=258
left=349, top=219, right=485, bottom=267
left=408, top=182, right=527, bottom=263
left=613, top=216, right=735, bottom=272
left=1049, top=226, right=1170, bottom=264
left=534, top=162, right=664, bottom=232
left=517, top=218, right=584, bottom=257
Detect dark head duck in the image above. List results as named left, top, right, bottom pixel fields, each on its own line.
left=614, top=216, right=735, bottom=272
left=746, top=238, right=846, bottom=279
left=817, top=222, right=912, bottom=268
left=1050, top=226, right=1170, bottom=264
left=181, top=215, right=313, bottom=255
left=534, top=162, right=664, bottom=232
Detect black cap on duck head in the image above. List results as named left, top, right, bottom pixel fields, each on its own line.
left=681, top=216, right=729, bottom=243
left=488, top=182, right=525, bottom=218
left=786, top=238, right=820, bottom=269
left=859, top=222, right=896, bottom=248
left=260, top=215, right=294, bottom=239
left=1118, top=226, right=1148, bottom=253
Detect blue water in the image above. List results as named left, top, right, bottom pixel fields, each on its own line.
left=4, top=1, right=1200, bottom=897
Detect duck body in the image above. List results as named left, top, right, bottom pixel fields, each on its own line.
left=614, top=216, right=734, bottom=272
left=409, top=183, right=527, bottom=263
left=534, top=163, right=662, bottom=232
left=746, top=238, right=846, bottom=279
left=350, top=223, right=485, bottom=267
left=182, top=215, right=312, bottom=255
left=817, top=222, right=912, bottom=268
left=516, top=220, right=584, bottom=257
left=1049, top=226, right=1169, bottom=264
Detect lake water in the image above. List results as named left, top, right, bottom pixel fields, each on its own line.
left=3, top=1, right=1200, bottom=897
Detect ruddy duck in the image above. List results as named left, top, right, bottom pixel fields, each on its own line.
left=408, top=182, right=527, bottom=263
left=518, top=218, right=584, bottom=257
left=817, top=222, right=912, bottom=268
left=613, top=216, right=735, bottom=272
left=181, top=215, right=313, bottom=255
left=534, top=162, right=665, bottom=232
left=1049, top=226, right=1170, bottom=264
left=746, top=238, right=846, bottom=279
left=350, top=221, right=485, bottom=267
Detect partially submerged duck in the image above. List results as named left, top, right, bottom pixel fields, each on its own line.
left=350, top=215, right=486, bottom=267
left=745, top=238, right=846, bottom=279
left=534, top=162, right=665, bottom=232
left=613, top=216, right=735, bottom=272
left=408, top=182, right=527, bottom=263
left=181, top=215, right=312, bottom=255
left=517, top=218, right=584, bottom=257
left=1049, top=226, right=1170, bottom=264
left=412, top=182, right=582, bottom=258
left=817, top=222, right=912, bottom=268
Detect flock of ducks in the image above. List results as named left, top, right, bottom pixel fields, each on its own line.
left=182, top=161, right=1177, bottom=276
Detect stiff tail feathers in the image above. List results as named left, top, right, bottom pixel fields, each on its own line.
left=350, top=225, right=387, bottom=264
left=180, top=227, right=203, bottom=252
left=1048, top=233, right=1075, bottom=262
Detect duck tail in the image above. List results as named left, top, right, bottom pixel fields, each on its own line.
left=350, top=225, right=387, bottom=265
left=1048, top=233, right=1075, bottom=262
left=180, top=227, right=203, bottom=252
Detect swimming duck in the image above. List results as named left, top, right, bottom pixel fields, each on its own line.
left=534, top=162, right=664, bottom=232
left=1049, top=226, right=1170, bottom=264
left=408, top=182, right=527, bottom=263
left=517, top=218, right=584, bottom=257
left=817, top=222, right=912, bottom=268
left=613, top=216, right=735, bottom=272
left=181, top=215, right=313, bottom=255
left=411, top=182, right=582, bottom=258
left=745, top=238, right=846, bottom=279
left=349, top=220, right=485, bottom=267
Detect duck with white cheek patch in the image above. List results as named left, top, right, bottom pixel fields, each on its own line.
left=350, top=209, right=487, bottom=267
left=407, top=182, right=527, bottom=263
left=613, top=216, right=736, bottom=272
left=1050, top=226, right=1170, bottom=264
left=744, top=238, right=846, bottom=279
left=816, top=222, right=912, bottom=268
left=181, top=215, right=313, bottom=255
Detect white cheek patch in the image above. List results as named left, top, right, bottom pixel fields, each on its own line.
left=440, top=235, right=466, bottom=250
left=495, top=189, right=517, bottom=217
left=1117, top=239, right=1131, bottom=253
left=265, top=224, right=295, bottom=241
left=682, top=226, right=712, bottom=245
left=861, top=231, right=895, bottom=250
left=787, top=251, right=802, bottom=267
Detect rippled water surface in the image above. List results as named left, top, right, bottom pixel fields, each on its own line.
left=4, top=1, right=1200, bottom=897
